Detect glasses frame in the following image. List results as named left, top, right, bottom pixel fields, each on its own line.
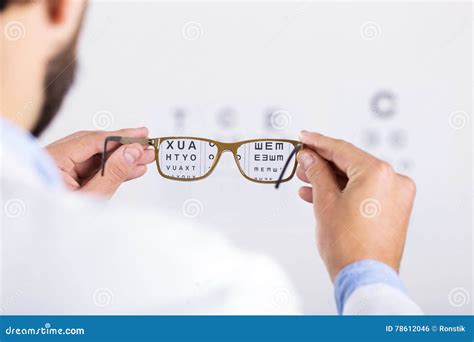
left=101, top=136, right=301, bottom=186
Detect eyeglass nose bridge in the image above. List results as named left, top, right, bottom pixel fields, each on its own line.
left=217, top=142, right=239, bottom=154
left=214, top=143, right=243, bottom=174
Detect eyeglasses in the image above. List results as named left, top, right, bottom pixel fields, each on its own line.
left=101, top=136, right=302, bottom=188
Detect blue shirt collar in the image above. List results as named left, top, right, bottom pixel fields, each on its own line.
left=0, top=117, right=63, bottom=188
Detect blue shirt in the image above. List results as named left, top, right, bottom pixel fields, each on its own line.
left=0, top=117, right=62, bottom=188
left=334, top=259, right=406, bottom=314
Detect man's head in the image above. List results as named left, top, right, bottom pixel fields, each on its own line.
left=0, top=0, right=87, bottom=137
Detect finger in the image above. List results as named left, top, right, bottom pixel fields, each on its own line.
left=74, top=154, right=103, bottom=178
left=125, top=165, right=148, bottom=181
left=71, top=127, right=149, bottom=164
left=137, top=149, right=155, bottom=165
left=298, top=186, right=313, bottom=203
left=298, top=162, right=348, bottom=191
left=50, top=128, right=149, bottom=153
left=46, top=130, right=88, bottom=148
left=60, top=170, right=81, bottom=190
left=74, top=146, right=154, bottom=181
left=296, top=165, right=310, bottom=184
left=86, top=127, right=149, bottom=154
left=81, top=143, right=144, bottom=197
left=297, top=148, right=340, bottom=204
left=299, top=131, right=376, bottom=178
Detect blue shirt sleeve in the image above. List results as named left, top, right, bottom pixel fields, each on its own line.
left=334, top=259, right=407, bottom=314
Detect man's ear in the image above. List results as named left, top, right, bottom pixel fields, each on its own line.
left=44, top=0, right=85, bottom=56
left=47, top=0, right=68, bottom=24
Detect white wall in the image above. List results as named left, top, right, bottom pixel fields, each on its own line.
left=41, top=1, right=473, bottom=314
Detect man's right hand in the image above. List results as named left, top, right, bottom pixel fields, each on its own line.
left=297, top=131, right=417, bottom=281
left=46, top=128, right=155, bottom=197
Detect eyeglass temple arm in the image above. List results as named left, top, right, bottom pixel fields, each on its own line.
left=100, top=136, right=153, bottom=176
left=275, top=143, right=302, bottom=189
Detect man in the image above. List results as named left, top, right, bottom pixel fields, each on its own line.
left=1, top=0, right=421, bottom=314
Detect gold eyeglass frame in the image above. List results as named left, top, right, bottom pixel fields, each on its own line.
left=101, top=136, right=302, bottom=188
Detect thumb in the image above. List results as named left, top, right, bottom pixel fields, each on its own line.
left=297, top=149, right=339, bottom=204
left=82, top=144, right=144, bottom=197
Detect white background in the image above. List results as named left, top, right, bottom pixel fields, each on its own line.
left=41, top=1, right=473, bottom=314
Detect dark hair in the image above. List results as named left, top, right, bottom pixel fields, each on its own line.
left=0, top=0, right=10, bottom=10
left=0, top=0, right=32, bottom=11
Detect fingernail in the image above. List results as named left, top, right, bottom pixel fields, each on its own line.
left=124, top=147, right=140, bottom=165
left=299, top=152, right=314, bottom=170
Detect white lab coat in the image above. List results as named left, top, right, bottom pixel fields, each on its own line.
left=0, top=133, right=421, bottom=315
